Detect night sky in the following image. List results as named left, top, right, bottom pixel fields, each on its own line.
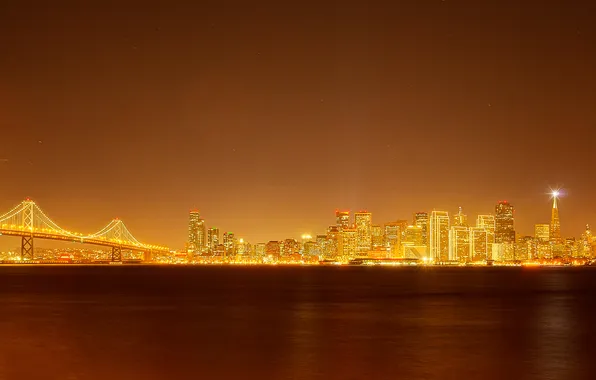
left=1, top=1, right=594, bottom=248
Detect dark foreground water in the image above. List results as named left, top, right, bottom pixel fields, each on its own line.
left=1, top=266, right=596, bottom=380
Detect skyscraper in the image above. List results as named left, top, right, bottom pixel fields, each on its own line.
left=282, top=239, right=299, bottom=257
left=430, top=211, right=450, bottom=263
left=316, top=235, right=327, bottom=259
left=254, top=243, right=266, bottom=257
left=402, top=225, right=426, bottom=260
left=581, top=225, right=593, bottom=258
left=476, top=215, right=495, bottom=234
left=495, top=201, right=515, bottom=244
left=384, top=220, right=408, bottom=257
left=188, top=210, right=206, bottom=253
left=207, top=227, right=220, bottom=254
left=550, top=191, right=562, bottom=244
left=476, top=214, right=495, bottom=257
left=453, top=207, right=468, bottom=227
left=325, top=226, right=340, bottom=259
left=469, top=227, right=489, bottom=262
left=354, top=211, right=372, bottom=255
left=223, top=232, right=235, bottom=256
left=449, top=226, right=469, bottom=262
left=414, top=212, right=429, bottom=246
left=371, top=224, right=384, bottom=249
left=265, top=241, right=281, bottom=258
left=534, top=224, right=550, bottom=242
left=340, top=228, right=358, bottom=260
left=516, top=236, right=534, bottom=261
left=403, top=225, right=424, bottom=246
left=236, top=238, right=247, bottom=256
left=336, top=210, right=350, bottom=230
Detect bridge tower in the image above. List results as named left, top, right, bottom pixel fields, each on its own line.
left=111, top=219, right=123, bottom=262
left=111, top=246, right=122, bottom=262
left=21, top=200, right=35, bottom=260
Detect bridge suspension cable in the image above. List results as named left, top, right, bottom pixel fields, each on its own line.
left=0, top=199, right=169, bottom=259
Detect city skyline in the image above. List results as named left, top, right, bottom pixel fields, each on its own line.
left=0, top=188, right=588, bottom=254
left=171, top=189, right=593, bottom=264
left=5, top=188, right=591, bottom=264
left=2, top=2, right=595, bottom=379
left=1, top=1, right=595, bottom=248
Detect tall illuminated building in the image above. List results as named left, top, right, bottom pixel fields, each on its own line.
left=371, top=224, right=384, bottom=249
left=469, top=227, right=489, bottom=262
left=449, top=226, right=469, bottom=262
left=254, top=243, right=266, bottom=257
left=303, top=241, right=319, bottom=258
left=236, top=238, right=247, bottom=256
left=188, top=210, right=206, bottom=253
left=581, top=225, right=593, bottom=258
left=384, top=220, right=408, bottom=257
left=534, top=224, right=550, bottom=242
left=402, top=225, right=426, bottom=259
left=403, top=225, right=423, bottom=246
left=354, top=211, right=372, bottom=255
left=223, top=232, right=235, bottom=256
left=476, top=215, right=495, bottom=235
left=453, top=207, right=468, bottom=227
left=325, top=226, right=340, bottom=260
left=282, top=239, right=299, bottom=257
left=340, top=228, right=358, bottom=260
left=336, top=210, right=350, bottom=230
left=537, top=242, right=552, bottom=259
left=265, top=241, right=281, bottom=258
left=476, top=214, right=495, bottom=257
left=516, top=236, right=533, bottom=261
left=414, top=212, right=429, bottom=246
left=495, top=201, right=515, bottom=244
left=207, top=227, right=220, bottom=254
left=384, top=223, right=399, bottom=248
left=430, top=211, right=450, bottom=263
left=550, top=191, right=562, bottom=244
left=316, top=235, right=327, bottom=258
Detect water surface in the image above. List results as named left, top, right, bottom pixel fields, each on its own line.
left=1, top=266, right=595, bottom=379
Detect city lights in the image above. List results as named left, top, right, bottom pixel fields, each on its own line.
left=0, top=190, right=594, bottom=266
left=168, top=188, right=594, bottom=267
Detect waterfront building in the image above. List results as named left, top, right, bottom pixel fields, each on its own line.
left=265, top=241, right=281, bottom=258
left=495, top=201, right=515, bottom=244
left=453, top=207, right=468, bottom=227
left=550, top=191, right=562, bottom=244
left=340, top=228, right=358, bottom=260
left=414, top=212, right=429, bottom=247
left=469, top=227, right=489, bottom=262
left=371, top=224, right=384, bottom=249
left=207, top=227, right=219, bottom=254
left=336, top=210, right=350, bottom=230
left=384, top=220, right=408, bottom=257
left=223, top=232, right=235, bottom=256
left=188, top=210, right=206, bottom=253
left=516, top=236, right=534, bottom=261
left=325, top=226, right=341, bottom=260
left=254, top=243, right=266, bottom=257
left=449, top=226, right=469, bottom=262
left=430, top=211, right=450, bottom=263
left=534, top=224, right=550, bottom=242
left=354, top=211, right=372, bottom=255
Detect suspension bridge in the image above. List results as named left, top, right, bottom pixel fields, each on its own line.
left=0, top=199, right=169, bottom=262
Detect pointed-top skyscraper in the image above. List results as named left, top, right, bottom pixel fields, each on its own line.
left=550, top=190, right=561, bottom=244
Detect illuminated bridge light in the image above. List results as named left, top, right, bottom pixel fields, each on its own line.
left=0, top=200, right=169, bottom=257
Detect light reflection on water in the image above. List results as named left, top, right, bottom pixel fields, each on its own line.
left=1, top=266, right=596, bottom=379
